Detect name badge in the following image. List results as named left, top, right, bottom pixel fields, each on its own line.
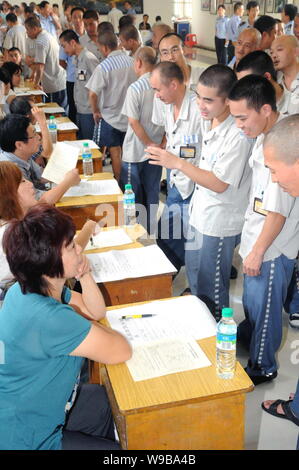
left=180, top=145, right=196, bottom=159
left=253, top=197, right=268, bottom=217
left=78, top=69, right=87, bottom=81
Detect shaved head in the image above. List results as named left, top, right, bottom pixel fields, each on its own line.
left=270, top=34, right=299, bottom=70
left=271, top=34, right=299, bottom=49
left=264, top=115, right=299, bottom=165
left=134, top=45, right=157, bottom=65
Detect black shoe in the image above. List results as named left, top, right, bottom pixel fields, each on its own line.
left=230, top=265, right=238, bottom=279
left=244, top=368, right=277, bottom=386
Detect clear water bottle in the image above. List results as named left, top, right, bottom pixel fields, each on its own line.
left=123, top=183, right=136, bottom=226
left=48, top=115, right=57, bottom=144
left=82, top=142, right=94, bottom=176
left=216, top=307, right=237, bottom=379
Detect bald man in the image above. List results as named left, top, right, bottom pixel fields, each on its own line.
left=151, top=22, right=172, bottom=51
left=270, top=35, right=299, bottom=104
left=228, top=27, right=261, bottom=69
left=263, top=115, right=299, bottom=450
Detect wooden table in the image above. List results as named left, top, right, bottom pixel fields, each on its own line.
left=56, top=117, right=78, bottom=141
left=56, top=172, right=123, bottom=229
left=37, top=102, right=64, bottom=117
left=102, top=299, right=254, bottom=450
left=70, top=140, right=103, bottom=174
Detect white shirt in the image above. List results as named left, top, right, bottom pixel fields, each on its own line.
left=79, top=33, right=104, bottom=62
left=239, top=129, right=299, bottom=261
left=86, top=50, right=137, bottom=132
left=189, top=115, right=253, bottom=237
left=0, top=223, right=13, bottom=288
left=74, top=48, right=99, bottom=114
left=122, top=72, right=165, bottom=163
left=3, top=24, right=26, bottom=56
left=152, top=89, right=202, bottom=200
left=277, top=71, right=299, bottom=116
left=34, top=30, right=66, bottom=93
left=107, top=7, right=122, bottom=32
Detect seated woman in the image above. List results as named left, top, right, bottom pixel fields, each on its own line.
left=0, top=203, right=132, bottom=450
left=1, top=61, right=22, bottom=90
left=10, top=96, right=53, bottom=164
left=0, top=161, right=97, bottom=300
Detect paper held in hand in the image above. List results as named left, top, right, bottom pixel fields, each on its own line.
left=42, top=142, right=79, bottom=184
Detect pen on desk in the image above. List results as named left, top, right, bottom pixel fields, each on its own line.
left=90, top=236, right=94, bottom=246
left=121, top=314, right=156, bottom=320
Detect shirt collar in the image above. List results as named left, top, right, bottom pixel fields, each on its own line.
left=203, top=114, right=234, bottom=138
left=0, top=150, right=30, bottom=170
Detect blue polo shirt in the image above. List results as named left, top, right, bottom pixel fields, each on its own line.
left=0, top=283, right=91, bottom=450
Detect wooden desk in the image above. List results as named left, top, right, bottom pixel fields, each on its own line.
left=102, top=299, right=254, bottom=450
left=56, top=172, right=123, bottom=229
left=56, top=117, right=78, bottom=141
left=37, top=102, right=64, bottom=117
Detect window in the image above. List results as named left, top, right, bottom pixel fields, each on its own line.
left=173, top=0, right=192, bottom=18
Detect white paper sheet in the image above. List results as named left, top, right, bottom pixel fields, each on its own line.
left=41, top=142, right=79, bottom=184
left=63, top=140, right=100, bottom=152
left=63, top=179, right=121, bottom=197
left=15, top=89, right=47, bottom=96
left=126, top=337, right=211, bottom=381
left=43, top=107, right=65, bottom=114
left=87, top=244, right=177, bottom=283
left=107, top=296, right=216, bottom=346
left=35, top=121, right=78, bottom=132
left=85, top=228, right=132, bottom=250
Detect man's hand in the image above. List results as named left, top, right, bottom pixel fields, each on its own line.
left=93, top=111, right=102, bottom=125
left=31, top=106, right=47, bottom=126
left=64, top=168, right=81, bottom=187
left=145, top=146, right=181, bottom=170
left=243, top=250, right=264, bottom=277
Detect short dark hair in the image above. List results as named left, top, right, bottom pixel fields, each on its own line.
left=218, top=4, right=225, bottom=9
left=236, top=50, right=277, bottom=81
left=246, top=1, right=259, bottom=10
left=199, top=64, right=237, bottom=98
left=153, top=61, right=184, bottom=85
left=284, top=4, right=298, bottom=21
left=71, top=6, right=84, bottom=16
left=24, top=6, right=34, bottom=15
left=254, top=15, right=277, bottom=34
left=0, top=114, right=31, bottom=152
left=119, top=14, right=133, bottom=29
left=39, top=1, right=49, bottom=9
left=8, top=46, right=21, bottom=53
left=59, top=28, right=80, bottom=43
left=3, top=204, right=76, bottom=296
left=119, top=24, right=139, bottom=41
left=2, top=61, right=22, bottom=89
left=158, top=32, right=183, bottom=50
left=9, top=96, right=33, bottom=115
left=24, top=15, right=41, bottom=28
left=155, top=15, right=161, bottom=21
left=228, top=74, right=277, bottom=111
left=98, top=21, right=114, bottom=35
left=83, top=9, right=99, bottom=21
left=0, top=66, right=12, bottom=85
left=6, top=12, right=17, bottom=22
left=234, top=2, right=244, bottom=13
left=98, top=31, right=118, bottom=50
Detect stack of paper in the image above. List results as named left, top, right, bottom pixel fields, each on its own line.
left=63, top=140, right=99, bottom=153
left=87, top=244, right=177, bottom=283
left=43, top=106, right=65, bottom=114
left=63, top=179, right=121, bottom=197
left=107, top=296, right=215, bottom=381
left=42, top=142, right=79, bottom=184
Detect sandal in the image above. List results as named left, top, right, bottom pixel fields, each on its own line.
left=261, top=399, right=299, bottom=427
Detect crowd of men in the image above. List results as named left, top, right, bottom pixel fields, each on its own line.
left=0, top=0, right=299, bottom=449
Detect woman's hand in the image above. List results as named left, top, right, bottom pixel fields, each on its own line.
left=75, top=254, right=91, bottom=280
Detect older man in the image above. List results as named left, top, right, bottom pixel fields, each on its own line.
left=228, top=27, right=261, bottom=69
left=262, top=115, right=299, bottom=450
left=151, top=22, right=172, bottom=51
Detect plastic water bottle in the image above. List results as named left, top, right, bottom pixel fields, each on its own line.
left=82, top=142, right=94, bottom=176
left=123, top=183, right=136, bottom=226
left=216, top=308, right=237, bottom=379
left=48, top=115, right=57, bottom=144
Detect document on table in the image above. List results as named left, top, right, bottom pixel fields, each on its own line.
left=126, top=337, right=211, bottom=382
left=42, top=142, right=79, bottom=184
left=64, top=140, right=100, bottom=152
left=15, top=88, right=47, bottom=97
left=63, top=179, right=121, bottom=197
left=35, top=121, right=78, bottom=132
left=107, top=296, right=216, bottom=346
left=87, top=244, right=177, bottom=283
left=85, top=228, right=133, bottom=250
left=43, top=106, right=65, bottom=114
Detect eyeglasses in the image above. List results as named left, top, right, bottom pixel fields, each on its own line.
left=23, top=131, right=39, bottom=141
left=160, top=46, right=182, bottom=58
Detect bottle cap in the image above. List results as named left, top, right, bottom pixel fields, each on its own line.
left=83, top=142, right=89, bottom=147
left=222, top=308, right=233, bottom=318
left=125, top=184, right=132, bottom=190
left=49, top=115, right=54, bottom=120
